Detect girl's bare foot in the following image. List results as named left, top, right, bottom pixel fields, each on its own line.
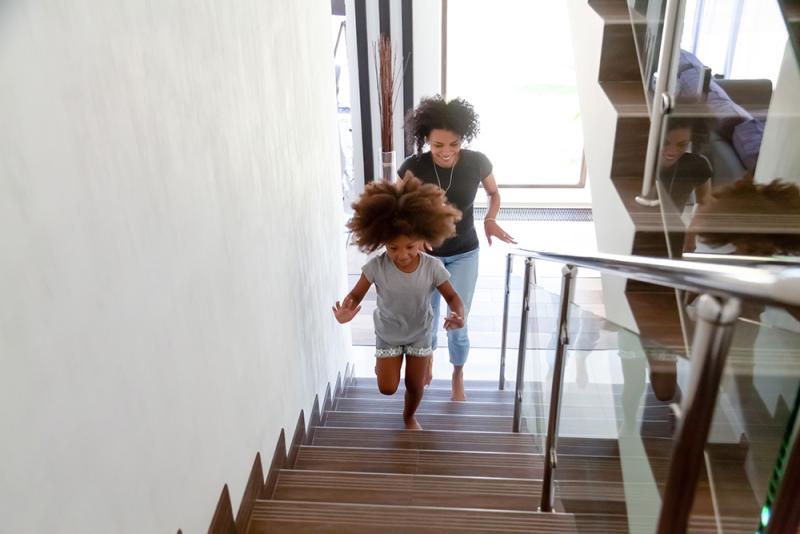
left=403, top=416, right=423, bottom=430
left=451, top=368, right=466, bottom=401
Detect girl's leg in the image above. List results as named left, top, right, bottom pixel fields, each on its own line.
left=403, top=354, right=431, bottom=430
left=375, top=355, right=403, bottom=395
left=442, top=249, right=480, bottom=401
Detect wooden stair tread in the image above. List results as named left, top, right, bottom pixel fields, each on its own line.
left=311, top=426, right=540, bottom=453
left=249, top=500, right=755, bottom=533
left=350, top=377, right=508, bottom=389
left=293, top=445, right=658, bottom=482
left=600, top=81, right=649, bottom=116
left=322, top=410, right=522, bottom=433
left=342, top=385, right=515, bottom=402
left=272, top=470, right=633, bottom=513
left=333, top=397, right=514, bottom=416
left=332, top=396, right=673, bottom=420
left=310, top=426, right=676, bottom=458
left=342, top=383, right=677, bottom=407
left=248, top=500, right=589, bottom=533
left=322, top=410, right=674, bottom=438
left=610, top=176, right=666, bottom=231
left=273, top=469, right=542, bottom=508
left=588, top=0, right=633, bottom=24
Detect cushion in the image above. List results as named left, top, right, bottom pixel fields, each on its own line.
left=731, top=118, right=765, bottom=171
left=676, top=51, right=752, bottom=140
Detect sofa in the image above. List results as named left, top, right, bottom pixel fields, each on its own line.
left=676, top=50, right=773, bottom=186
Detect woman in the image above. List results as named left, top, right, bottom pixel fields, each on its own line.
left=658, top=117, right=713, bottom=211
left=398, top=95, right=516, bottom=401
left=658, top=116, right=713, bottom=257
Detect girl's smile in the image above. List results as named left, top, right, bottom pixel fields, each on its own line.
left=386, top=235, right=422, bottom=273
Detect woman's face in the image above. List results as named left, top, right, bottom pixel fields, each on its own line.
left=661, top=127, right=691, bottom=168
left=427, top=129, right=462, bottom=168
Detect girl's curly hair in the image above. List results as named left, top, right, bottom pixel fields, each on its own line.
left=405, top=95, right=480, bottom=156
left=692, top=178, right=800, bottom=255
left=347, top=176, right=462, bottom=253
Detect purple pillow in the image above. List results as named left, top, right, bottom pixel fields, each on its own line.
left=676, top=65, right=751, bottom=140
left=732, top=119, right=764, bottom=170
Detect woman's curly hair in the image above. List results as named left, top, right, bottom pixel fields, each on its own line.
left=405, top=95, right=480, bottom=156
left=347, top=176, right=462, bottom=253
left=692, top=178, right=800, bottom=255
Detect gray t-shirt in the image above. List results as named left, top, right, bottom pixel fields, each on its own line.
left=362, top=252, right=451, bottom=346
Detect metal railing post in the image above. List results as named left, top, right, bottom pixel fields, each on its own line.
left=636, top=0, right=686, bottom=207
left=540, top=264, right=577, bottom=512
left=499, top=253, right=513, bottom=390
left=512, top=257, right=535, bottom=433
left=656, top=294, right=740, bottom=534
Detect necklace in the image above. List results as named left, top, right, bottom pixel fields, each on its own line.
left=433, top=156, right=457, bottom=194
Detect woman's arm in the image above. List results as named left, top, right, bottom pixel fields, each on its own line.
left=437, top=280, right=465, bottom=330
left=481, top=173, right=517, bottom=245
left=332, top=274, right=371, bottom=324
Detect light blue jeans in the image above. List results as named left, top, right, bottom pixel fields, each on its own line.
left=430, top=248, right=480, bottom=366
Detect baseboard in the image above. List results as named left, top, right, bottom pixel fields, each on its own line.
left=306, top=395, right=321, bottom=445
left=207, top=484, right=236, bottom=534
left=234, top=453, right=263, bottom=532
left=261, top=429, right=287, bottom=500
left=287, top=411, right=306, bottom=468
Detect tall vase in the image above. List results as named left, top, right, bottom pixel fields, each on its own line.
left=381, top=151, right=396, bottom=182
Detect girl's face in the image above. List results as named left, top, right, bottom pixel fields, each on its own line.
left=428, top=129, right=462, bottom=168
left=661, top=127, right=691, bottom=168
left=385, top=235, right=422, bottom=272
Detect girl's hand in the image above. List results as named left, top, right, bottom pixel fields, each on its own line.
left=484, top=220, right=517, bottom=246
left=332, top=296, right=361, bottom=324
left=443, top=312, right=464, bottom=330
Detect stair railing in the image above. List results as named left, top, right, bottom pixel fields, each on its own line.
left=500, top=248, right=800, bottom=523
left=636, top=0, right=686, bottom=207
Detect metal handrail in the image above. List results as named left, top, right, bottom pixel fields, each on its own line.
left=636, top=0, right=686, bottom=207
left=683, top=252, right=800, bottom=267
left=511, top=248, right=800, bottom=308
left=500, top=247, right=800, bottom=522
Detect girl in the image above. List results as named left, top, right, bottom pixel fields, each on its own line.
left=333, top=177, right=465, bottom=430
left=399, top=96, right=516, bottom=401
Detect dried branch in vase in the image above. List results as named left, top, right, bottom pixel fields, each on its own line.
left=374, top=33, right=409, bottom=153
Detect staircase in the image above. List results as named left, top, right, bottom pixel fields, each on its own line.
left=249, top=371, right=626, bottom=533
left=200, top=360, right=763, bottom=533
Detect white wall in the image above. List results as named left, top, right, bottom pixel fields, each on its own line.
left=755, top=41, right=800, bottom=185
left=0, top=1, right=351, bottom=533
left=566, top=0, right=639, bottom=332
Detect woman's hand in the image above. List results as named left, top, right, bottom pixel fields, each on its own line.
left=443, top=312, right=464, bottom=330
left=332, top=296, right=361, bottom=324
left=484, top=220, right=517, bottom=246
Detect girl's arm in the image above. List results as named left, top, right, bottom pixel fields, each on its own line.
left=332, top=274, right=372, bottom=324
left=437, top=280, right=465, bottom=330
left=481, top=174, right=517, bottom=246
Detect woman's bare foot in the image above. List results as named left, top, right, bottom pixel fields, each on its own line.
left=403, top=416, right=423, bottom=430
left=451, top=368, right=466, bottom=401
